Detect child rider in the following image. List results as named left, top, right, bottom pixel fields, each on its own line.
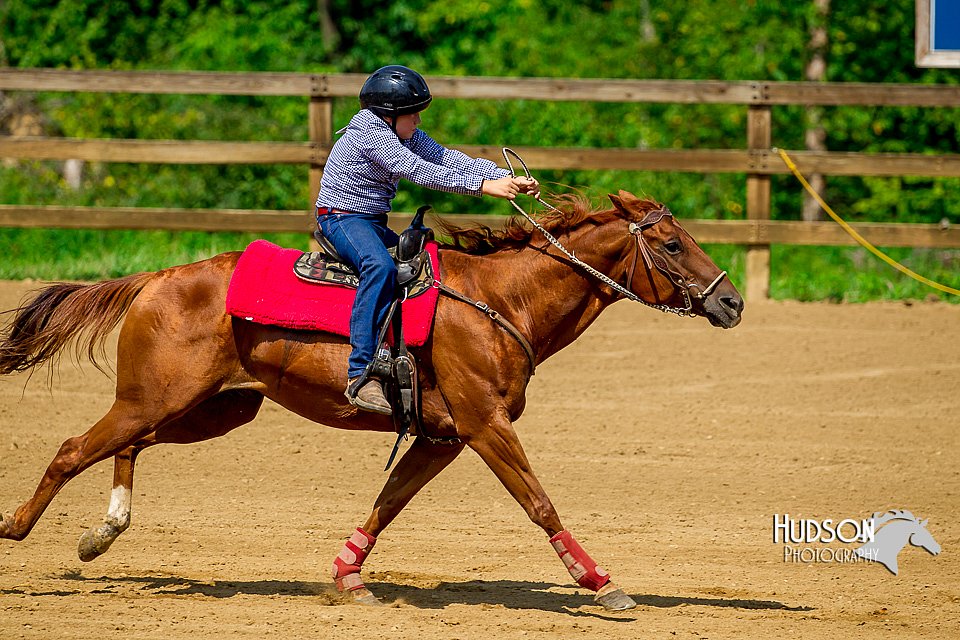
left=314, top=65, right=539, bottom=415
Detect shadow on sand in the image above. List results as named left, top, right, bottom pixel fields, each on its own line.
left=9, top=571, right=812, bottom=617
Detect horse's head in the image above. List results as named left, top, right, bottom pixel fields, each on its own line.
left=609, top=190, right=743, bottom=328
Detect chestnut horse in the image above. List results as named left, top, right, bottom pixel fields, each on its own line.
left=0, top=190, right=742, bottom=611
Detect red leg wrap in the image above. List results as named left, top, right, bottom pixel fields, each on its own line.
left=332, top=527, right=377, bottom=592
left=550, top=530, right=611, bottom=591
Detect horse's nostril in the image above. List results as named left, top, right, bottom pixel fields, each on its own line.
left=720, top=295, right=743, bottom=315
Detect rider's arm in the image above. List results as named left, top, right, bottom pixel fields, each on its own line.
left=410, top=130, right=539, bottom=199
left=409, top=130, right=510, bottom=182
left=362, top=127, right=507, bottom=197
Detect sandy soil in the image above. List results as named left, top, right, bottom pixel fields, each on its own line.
left=0, top=279, right=957, bottom=639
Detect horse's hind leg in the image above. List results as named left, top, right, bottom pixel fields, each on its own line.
left=0, top=258, right=240, bottom=545
left=78, top=389, right=264, bottom=561
left=0, top=399, right=165, bottom=542
left=77, top=446, right=139, bottom=561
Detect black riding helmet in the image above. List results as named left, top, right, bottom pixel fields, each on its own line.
left=359, top=65, right=432, bottom=132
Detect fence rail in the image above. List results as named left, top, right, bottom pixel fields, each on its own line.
left=4, top=68, right=960, bottom=106
left=3, top=205, right=957, bottom=250
left=2, top=68, right=959, bottom=298
left=6, top=138, right=960, bottom=177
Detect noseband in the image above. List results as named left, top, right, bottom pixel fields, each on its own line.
left=626, top=208, right=728, bottom=316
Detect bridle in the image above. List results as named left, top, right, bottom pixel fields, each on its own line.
left=501, top=148, right=727, bottom=317
left=625, top=208, right=728, bottom=316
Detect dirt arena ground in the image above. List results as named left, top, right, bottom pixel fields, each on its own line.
left=0, top=278, right=957, bottom=639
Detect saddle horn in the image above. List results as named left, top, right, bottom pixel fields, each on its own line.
left=410, top=205, right=431, bottom=230
left=397, top=206, right=433, bottom=263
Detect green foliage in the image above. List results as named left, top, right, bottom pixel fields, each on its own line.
left=770, top=245, right=960, bottom=302
left=0, top=227, right=306, bottom=280
left=0, top=0, right=323, bottom=71
left=0, top=0, right=958, bottom=300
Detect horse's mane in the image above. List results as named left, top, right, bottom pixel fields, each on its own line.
left=435, top=193, right=663, bottom=255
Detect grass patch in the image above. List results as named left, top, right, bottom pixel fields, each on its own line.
left=770, top=245, right=960, bottom=303
left=0, top=230, right=956, bottom=304
left=0, top=228, right=307, bottom=281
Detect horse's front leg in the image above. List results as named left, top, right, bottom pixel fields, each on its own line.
left=332, top=437, right=464, bottom=605
left=465, top=409, right=637, bottom=611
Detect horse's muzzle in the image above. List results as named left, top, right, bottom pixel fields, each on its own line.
left=702, top=283, right=743, bottom=329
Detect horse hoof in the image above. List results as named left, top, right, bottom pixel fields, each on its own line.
left=77, top=523, right=120, bottom=562
left=0, top=512, right=23, bottom=541
left=594, top=583, right=637, bottom=611
left=349, top=587, right=384, bottom=606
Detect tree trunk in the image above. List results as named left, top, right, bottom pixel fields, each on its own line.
left=63, top=159, right=84, bottom=190
left=317, top=0, right=340, bottom=53
left=640, top=0, right=656, bottom=43
left=802, top=0, right=830, bottom=222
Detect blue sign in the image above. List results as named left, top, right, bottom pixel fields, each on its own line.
left=934, top=0, right=960, bottom=51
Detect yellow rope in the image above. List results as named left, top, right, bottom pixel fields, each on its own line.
left=775, top=148, right=960, bottom=297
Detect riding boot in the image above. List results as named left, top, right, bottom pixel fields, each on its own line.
left=346, top=377, right=392, bottom=415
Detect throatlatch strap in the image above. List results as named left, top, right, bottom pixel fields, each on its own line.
left=550, top=529, right=611, bottom=591
left=332, top=527, right=377, bottom=592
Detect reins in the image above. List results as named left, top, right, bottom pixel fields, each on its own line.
left=429, top=148, right=729, bottom=379
left=501, top=148, right=727, bottom=317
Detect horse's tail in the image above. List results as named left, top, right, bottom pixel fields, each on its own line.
left=0, top=272, right=156, bottom=376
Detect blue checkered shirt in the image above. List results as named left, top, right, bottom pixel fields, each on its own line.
left=315, top=109, right=509, bottom=215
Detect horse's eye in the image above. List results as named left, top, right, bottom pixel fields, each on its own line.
left=663, top=239, right=683, bottom=255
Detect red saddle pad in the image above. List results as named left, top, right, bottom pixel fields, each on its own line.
left=225, top=239, right=440, bottom=346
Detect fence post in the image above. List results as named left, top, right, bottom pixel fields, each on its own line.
left=308, top=93, right=333, bottom=249
left=746, top=105, right=771, bottom=300
left=308, top=96, right=333, bottom=207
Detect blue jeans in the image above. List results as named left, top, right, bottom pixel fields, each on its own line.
left=317, top=211, right=399, bottom=379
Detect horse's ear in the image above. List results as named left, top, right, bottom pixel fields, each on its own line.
left=921, top=519, right=928, bottom=527
left=609, top=190, right=640, bottom=213
left=609, top=193, right=625, bottom=212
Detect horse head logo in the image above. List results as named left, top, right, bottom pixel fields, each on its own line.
left=854, top=510, right=941, bottom=575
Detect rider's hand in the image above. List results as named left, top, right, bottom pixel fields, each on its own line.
left=516, top=176, right=541, bottom=199
left=482, top=176, right=521, bottom=200
left=482, top=176, right=541, bottom=200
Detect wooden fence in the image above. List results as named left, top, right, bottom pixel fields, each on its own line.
left=2, top=68, right=960, bottom=299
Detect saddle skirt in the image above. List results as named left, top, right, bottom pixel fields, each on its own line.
left=225, top=239, right=441, bottom=346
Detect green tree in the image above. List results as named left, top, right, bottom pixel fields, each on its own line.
left=0, top=0, right=957, bottom=294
